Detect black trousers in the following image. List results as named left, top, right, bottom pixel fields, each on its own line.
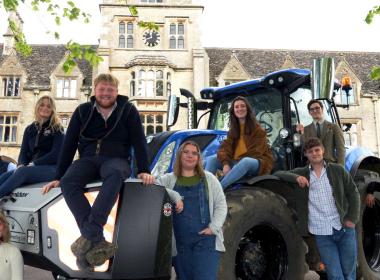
left=60, top=156, right=131, bottom=242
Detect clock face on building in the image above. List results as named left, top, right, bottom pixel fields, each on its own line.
left=143, top=30, right=160, bottom=47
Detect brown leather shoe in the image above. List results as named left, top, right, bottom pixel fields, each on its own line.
left=85, top=240, right=117, bottom=266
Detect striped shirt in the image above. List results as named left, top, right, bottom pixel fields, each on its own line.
left=308, top=164, right=342, bottom=235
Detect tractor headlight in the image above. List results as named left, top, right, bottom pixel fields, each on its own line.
left=279, top=128, right=290, bottom=139
left=152, top=141, right=176, bottom=177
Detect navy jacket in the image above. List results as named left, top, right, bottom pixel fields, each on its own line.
left=55, top=95, right=150, bottom=180
left=18, top=120, right=65, bottom=166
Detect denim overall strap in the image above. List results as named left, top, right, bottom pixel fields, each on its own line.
left=198, top=177, right=210, bottom=225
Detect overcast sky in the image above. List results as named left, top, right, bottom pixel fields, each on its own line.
left=0, top=0, right=380, bottom=52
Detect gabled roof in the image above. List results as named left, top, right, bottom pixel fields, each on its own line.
left=0, top=44, right=94, bottom=87
left=205, top=48, right=380, bottom=93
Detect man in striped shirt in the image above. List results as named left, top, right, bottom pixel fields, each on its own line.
left=275, top=138, right=360, bottom=280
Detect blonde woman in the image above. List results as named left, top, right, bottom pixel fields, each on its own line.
left=0, top=96, right=64, bottom=197
left=156, top=141, right=227, bottom=280
left=0, top=211, right=23, bottom=280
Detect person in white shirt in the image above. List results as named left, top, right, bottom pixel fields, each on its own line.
left=0, top=210, right=23, bottom=280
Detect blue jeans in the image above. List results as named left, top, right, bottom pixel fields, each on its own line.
left=315, top=227, right=357, bottom=280
left=204, top=155, right=259, bottom=189
left=0, top=165, right=56, bottom=198
left=60, top=156, right=130, bottom=242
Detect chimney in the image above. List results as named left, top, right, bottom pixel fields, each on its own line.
left=3, top=11, right=24, bottom=56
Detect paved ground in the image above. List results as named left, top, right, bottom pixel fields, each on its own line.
left=25, top=265, right=320, bottom=280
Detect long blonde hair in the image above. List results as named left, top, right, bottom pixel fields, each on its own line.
left=173, top=141, right=205, bottom=178
left=34, top=95, right=63, bottom=132
left=0, top=210, right=10, bottom=243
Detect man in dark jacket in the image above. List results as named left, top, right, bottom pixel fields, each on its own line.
left=43, top=73, right=154, bottom=268
left=275, top=138, right=360, bottom=280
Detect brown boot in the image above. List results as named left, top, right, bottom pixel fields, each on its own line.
left=71, top=236, right=92, bottom=258
left=85, top=240, right=117, bottom=266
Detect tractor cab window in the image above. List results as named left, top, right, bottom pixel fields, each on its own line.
left=210, top=89, right=283, bottom=147
left=289, top=87, right=333, bottom=128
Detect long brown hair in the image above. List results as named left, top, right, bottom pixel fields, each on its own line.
left=228, top=96, right=257, bottom=139
left=0, top=210, right=10, bottom=243
left=34, top=95, right=63, bottom=132
left=173, top=141, right=205, bottom=178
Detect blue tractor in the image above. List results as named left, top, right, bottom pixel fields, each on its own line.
left=147, top=58, right=380, bottom=280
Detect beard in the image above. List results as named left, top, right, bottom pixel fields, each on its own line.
left=96, top=97, right=116, bottom=109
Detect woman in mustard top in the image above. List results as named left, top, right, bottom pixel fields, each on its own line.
left=205, top=96, right=273, bottom=189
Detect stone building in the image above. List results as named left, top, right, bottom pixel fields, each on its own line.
left=1, top=0, right=380, bottom=161
left=97, top=0, right=207, bottom=134
left=0, top=13, right=92, bottom=160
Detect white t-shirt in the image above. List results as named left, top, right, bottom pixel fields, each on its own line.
left=0, top=242, right=23, bottom=280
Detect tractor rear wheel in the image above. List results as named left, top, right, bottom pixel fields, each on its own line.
left=219, top=188, right=308, bottom=280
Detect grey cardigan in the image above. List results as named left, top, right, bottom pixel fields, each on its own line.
left=156, top=171, right=227, bottom=252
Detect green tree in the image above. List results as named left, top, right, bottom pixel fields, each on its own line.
left=365, top=5, right=380, bottom=80
left=1, top=0, right=157, bottom=73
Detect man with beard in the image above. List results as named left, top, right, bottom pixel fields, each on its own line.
left=43, top=74, right=154, bottom=268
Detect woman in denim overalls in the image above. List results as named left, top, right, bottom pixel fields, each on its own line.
left=156, top=141, right=227, bottom=280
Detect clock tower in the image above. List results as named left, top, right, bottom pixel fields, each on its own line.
left=97, top=0, right=206, bottom=133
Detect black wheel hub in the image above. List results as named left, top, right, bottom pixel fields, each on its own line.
left=235, top=224, right=287, bottom=280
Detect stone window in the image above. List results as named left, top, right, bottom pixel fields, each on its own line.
left=169, top=23, right=185, bottom=49
left=127, top=22, right=133, bottom=34
left=1, top=76, right=21, bottom=97
left=119, top=22, right=125, bottom=34
left=119, top=22, right=133, bottom=48
left=119, top=35, right=125, bottom=48
left=58, top=113, right=71, bottom=131
left=56, top=78, right=77, bottom=98
left=342, top=121, right=360, bottom=147
left=140, top=113, right=164, bottom=135
left=334, top=82, right=357, bottom=105
left=167, top=72, right=171, bottom=95
left=130, top=69, right=170, bottom=98
left=127, top=35, right=133, bottom=48
left=0, top=114, right=18, bottom=143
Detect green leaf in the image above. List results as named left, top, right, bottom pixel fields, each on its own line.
left=370, top=66, right=380, bottom=80
left=3, top=0, right=19, bottom=11
left=365, top=6, right=380, bottom=24
left=129, top=6, right=138, bottom=16
left=55, top=16, right=61, bottom=25
left=54, top=31, right=60, bottom=39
